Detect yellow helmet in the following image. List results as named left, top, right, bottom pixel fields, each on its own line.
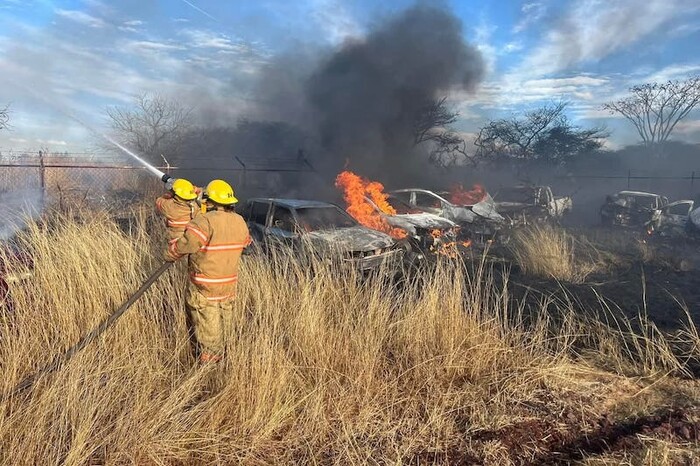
left=205, top=179, right=238, bottom=205
left=171, top=178, right=197, bottom=201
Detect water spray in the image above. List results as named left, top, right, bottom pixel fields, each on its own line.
left=15, top=83, right=172, bottom=183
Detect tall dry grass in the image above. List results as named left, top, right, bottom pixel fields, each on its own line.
left=0, top=208, right=697, bottom=464
left=509, top=223, right=600, bottom=283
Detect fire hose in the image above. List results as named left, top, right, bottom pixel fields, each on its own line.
left=2, top=261, right=173, bottom=402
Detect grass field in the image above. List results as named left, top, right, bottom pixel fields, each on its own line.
left=1, top=207, right=699, bottom=465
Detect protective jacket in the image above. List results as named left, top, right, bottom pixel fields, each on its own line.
left=167, top=209, right=250, bottom=302
left=156, top=194, right=198, bottom=242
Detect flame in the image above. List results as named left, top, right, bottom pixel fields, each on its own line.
left=335, top=171, right=406, bottom=238
left=450, top=183, right=486, bottom=205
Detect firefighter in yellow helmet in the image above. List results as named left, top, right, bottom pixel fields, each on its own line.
left=156, top=178, right=199, bottom=243
left=165, top=179, right=251, bottom=363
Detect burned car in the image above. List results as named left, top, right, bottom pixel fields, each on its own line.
left=389, top=188, right=504, bottom=243
left=493, top=185, right=572, bottom=225
left=600, top=191, right=669, bottom=228
left=363, top=194, right=458, bottom=253
left=241, top=198, right=404, bottom=271
left=650, top=200, right=695, bottom=236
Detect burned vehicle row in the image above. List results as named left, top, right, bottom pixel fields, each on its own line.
left=389, top=188, right=505, bottom=243
left=493, top=185, right=572, bottom=226
left=240, top=198, right=404, bottom=271
left=600, top=191, right=669, bottom=229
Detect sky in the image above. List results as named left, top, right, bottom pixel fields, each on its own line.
left=0, top=0, right=699, bottom=153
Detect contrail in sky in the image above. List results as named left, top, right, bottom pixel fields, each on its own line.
left=180, top=0, right=218, bottom=22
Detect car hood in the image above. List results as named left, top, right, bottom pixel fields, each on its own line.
left=385, top=212, right=455, bottom=232
left=305, top=226, right=395, bottom=252
left=470, top=194, right=505, bottom=222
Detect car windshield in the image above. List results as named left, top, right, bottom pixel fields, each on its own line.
left=496, top=188, right=535, bottom=204
left=628, top=195, right=656, bottom=209
left=295, top=206, right=357, bottom=231
left=386, top=195, right=421, bottom=214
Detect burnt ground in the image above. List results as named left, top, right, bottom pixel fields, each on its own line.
left=478, top=227, right=700, bottom=332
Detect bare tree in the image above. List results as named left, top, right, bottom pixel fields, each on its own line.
left=413, top=97, right=459, bottom=144
left=603, top=77, right=700, bottom=147
left=474, top=101, right=607, bottom=164
left=105, top=93, right=192, bottom=161
left=0, top=105, right=10, bottom=130
left=413, top=97, right=474, bottom=167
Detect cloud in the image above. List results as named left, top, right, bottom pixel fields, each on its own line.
left=641, top=63, right=700, bottom=83
left=310, top=0, right=362, bottom=44
left=513, top=2, right=546, bottom=33
left=118, top=19, right=144, bottom=33
left=515, top=0, right=700, bottom=77
left=181, top=29, right=252, bottom=54
left=675, top=118, right=700, bottom=135
left=474, top=20, right=497, bottom=75
left=502, top=41, right=523, bottom=53
left=55, top=9, right=107, bottom=28
left=125, top=40, right=186, bottom=53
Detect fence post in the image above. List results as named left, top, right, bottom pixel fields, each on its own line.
left=39, top=150, right=46, bottom=198
left=691, top=171, right=695, bottom=190
left=627, top=169, right=631, bottom=189
left=235, top=156, right=247, bottom=190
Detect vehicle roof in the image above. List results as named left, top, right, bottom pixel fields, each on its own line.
left=392, top=188, right=441, bottom=194
left=390, top=188, right=450, bottom=201
left=246, top=198, right=339, bottom=209
left=615, top=191, right=662, bottom=197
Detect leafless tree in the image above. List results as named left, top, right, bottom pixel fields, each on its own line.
left=413, top=97, right=459, bottom=144
left=413, top=97, right=474, bottom=167
left=0, top=105, right=10, bottom=130
left=603, top=77, right=700, bottom=147
left=105, top=93, right=192, bottom=161
left=475, top=101, right=567, bottom=159
left=474, top=101, right=607, bottom=164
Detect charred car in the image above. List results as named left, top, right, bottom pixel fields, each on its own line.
left=389, top=189, right=504, bottom=243
left=650, top=200, right=695, bottom=236
left=363, top=195, right=458, bottom=253
left=494, top=185, right=572, bottom=225
left=241, top=198, right=404, bottom=271
left=600, top=191, right=668, bottom=228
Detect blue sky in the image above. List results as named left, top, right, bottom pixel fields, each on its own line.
left=0, top=0, right=699, bottom=152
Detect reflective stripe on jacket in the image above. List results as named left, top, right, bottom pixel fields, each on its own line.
left=167, top=209, right=250, bottom=301
left=155, top=194, right=198, bottom=242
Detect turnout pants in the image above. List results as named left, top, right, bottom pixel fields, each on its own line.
left=185, top=283, right=234, bottom=361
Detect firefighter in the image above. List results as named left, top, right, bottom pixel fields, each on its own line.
left=155, top=178, right=199, bottom=243
left=165, top=179, right=250, bottom=363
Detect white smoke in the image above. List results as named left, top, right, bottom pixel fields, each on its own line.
left=0, top=188, right=44, bottom=241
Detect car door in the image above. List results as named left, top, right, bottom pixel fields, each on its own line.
left=244, top=200, right=272, bottom=246
left=267, top=204, right=299, bottom=248
left=659, top=200, right=694, bottom=229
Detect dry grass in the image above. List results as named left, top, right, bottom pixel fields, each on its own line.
left=0, top=208, right=698, bottom=465
left=510, top=223, right=601, bottom=283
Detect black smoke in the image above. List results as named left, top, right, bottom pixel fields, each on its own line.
left=242, top=4, right=484, bottom=186
left=177, top=4, right=484, bottom=196
left=304, top=4, right=483, bottom=181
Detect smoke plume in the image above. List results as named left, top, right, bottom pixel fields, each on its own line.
left=248, top=4, right=484, bottom=187
left=305, top=4, right=483, bottom=181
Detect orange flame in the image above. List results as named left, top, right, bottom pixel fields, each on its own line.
left=450, top=183, right=486, bottom=205
left=335, top=171, right=406, bottom=238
